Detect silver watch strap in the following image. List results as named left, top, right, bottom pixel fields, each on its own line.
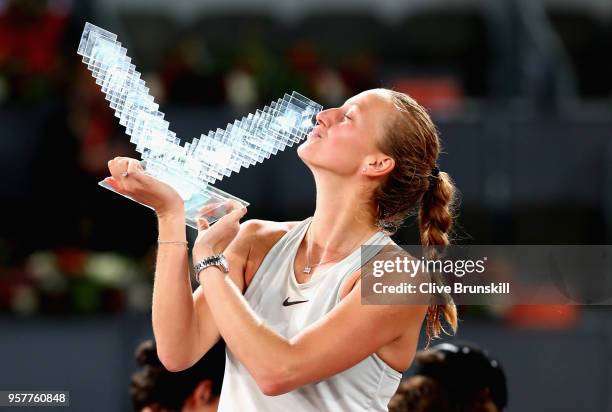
left=193, top=253, right=228, bottom=284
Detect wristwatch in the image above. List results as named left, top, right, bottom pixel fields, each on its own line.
left=193, top=253, right=229, bottom=284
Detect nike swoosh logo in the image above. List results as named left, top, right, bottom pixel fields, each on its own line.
left=283, top=297, right=309, bottom=306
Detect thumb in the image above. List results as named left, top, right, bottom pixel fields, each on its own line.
left=103, top=177, right=126, bottom=195
left=220, top=205, right=247, bottom=224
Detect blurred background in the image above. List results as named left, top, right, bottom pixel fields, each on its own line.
left=0, top=0, right=611, bottom=410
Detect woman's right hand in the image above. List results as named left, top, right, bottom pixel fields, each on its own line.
left=193, top=201, right=247, bottom=258
left=105, top=157, right=183, bottom=218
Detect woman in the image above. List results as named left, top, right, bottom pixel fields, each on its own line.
left=106, top=88, right=458, bottom=411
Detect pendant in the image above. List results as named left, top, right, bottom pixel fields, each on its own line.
left=303, top=266, right=312, bottom=274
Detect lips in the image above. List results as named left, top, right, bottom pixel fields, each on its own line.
left=308, top=127, right=323, bottom=139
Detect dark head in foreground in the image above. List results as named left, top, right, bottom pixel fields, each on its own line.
left=388, top=342, right=508, bottom=412
left=130, top=339, right=226, bottom=412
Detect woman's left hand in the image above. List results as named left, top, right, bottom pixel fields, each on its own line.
left=193, top=201, right=248, bottom=261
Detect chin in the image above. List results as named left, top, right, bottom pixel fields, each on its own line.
left=297, top=140, right=313, bottom=162
left=297, top=139, right=343, bottom=174
left=297, top=143, right=324, bottom=173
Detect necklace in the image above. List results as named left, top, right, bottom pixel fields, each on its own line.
left=303, top=224, right=377, bottom=274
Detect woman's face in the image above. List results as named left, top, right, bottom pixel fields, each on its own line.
left=297, top=89, right=393, bottom=177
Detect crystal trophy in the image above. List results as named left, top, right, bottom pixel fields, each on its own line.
left=77, top=22, right=322, bottom=229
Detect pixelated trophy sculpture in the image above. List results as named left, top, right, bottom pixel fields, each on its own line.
left=77, top=22, right=322, bottom=229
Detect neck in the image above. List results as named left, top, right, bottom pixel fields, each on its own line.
left=308, top=171, right=379, bottom=260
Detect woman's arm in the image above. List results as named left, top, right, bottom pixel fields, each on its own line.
left=105, top=157, right=252, bottom=371
left=151, top=211, right=206, bottom=371
left=152, top=211, right=252, bottom=371
left=195, top=256, right=427, bottom=396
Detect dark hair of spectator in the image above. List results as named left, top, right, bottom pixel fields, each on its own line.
left=388, top=342, right=508, bottom=412
left=129, top=339, right=225, bottom=411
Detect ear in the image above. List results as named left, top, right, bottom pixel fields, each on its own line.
left=363, top=155, right=395, bottom=178
left=191, top=380, right=213, bottom=406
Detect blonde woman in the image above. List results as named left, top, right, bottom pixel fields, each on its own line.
left=106, top=88, right=458, bottom=411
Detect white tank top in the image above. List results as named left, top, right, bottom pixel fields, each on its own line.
left=218, top=217, right=402, bottom=411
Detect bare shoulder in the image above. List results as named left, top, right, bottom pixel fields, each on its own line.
left=240, top=219, right=300, bottom=239
left=237, top=219, right=301, bottom=250
left=239, top=219, right=302, bottom=286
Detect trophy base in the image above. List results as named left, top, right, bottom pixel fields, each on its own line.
left=98, top=180, right=249, bottom=230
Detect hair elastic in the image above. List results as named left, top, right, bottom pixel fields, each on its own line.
left=428, top=166, right=440, bottom=190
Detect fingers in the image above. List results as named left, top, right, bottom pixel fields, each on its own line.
left=198, top=202, right=224, bottom=216
left=105, top=157, right=131, bottom=194
left=198, top=201, right=245, bottom=219
left=197, top=216, right=210, bottom=231
left=106, top=157, right=147, bottom=193
left=218, top=203, right=247, bottom=224
left=196, top=201, right=247, bottom=230
left=196, top=202, right=222, bottom=231
left=126, top=158, right=144, bottom=177
left=103, top=176, right=125, bottom=194
left=107, top=157, right=130, bottom=186
left=125, top=158, right=150, bottom=186
left=229, top=205, right=248, bottom=220
left=224, top=200, right=243, bottom=214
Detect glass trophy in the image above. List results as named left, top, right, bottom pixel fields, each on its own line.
left=77, top=22, right=322, bottom=229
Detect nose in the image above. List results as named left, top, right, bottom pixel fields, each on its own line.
left=315, top=108, right=339, bottom=128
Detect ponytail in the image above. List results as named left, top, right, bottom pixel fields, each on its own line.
left=374, top=88, right=459, bottom=345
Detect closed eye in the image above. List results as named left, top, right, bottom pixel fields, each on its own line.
left=343, top=113, right=352, bottom=121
